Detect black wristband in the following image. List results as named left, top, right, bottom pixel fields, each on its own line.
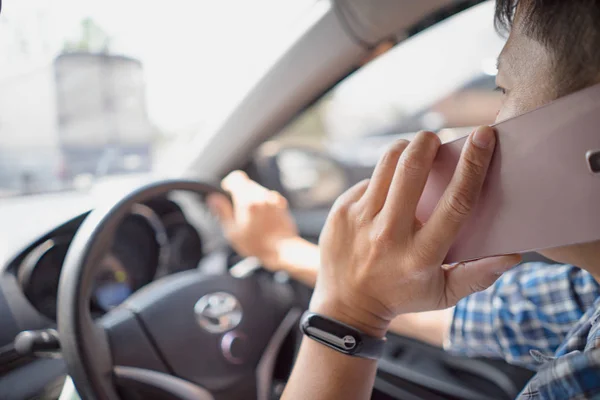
left=299, top=311, right=386, bottom=360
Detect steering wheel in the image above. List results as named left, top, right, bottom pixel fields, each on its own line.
left=57, top=180, right=301, bottom=400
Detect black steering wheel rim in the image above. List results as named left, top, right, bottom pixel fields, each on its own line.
left=57, top=179, right=299, bottom=400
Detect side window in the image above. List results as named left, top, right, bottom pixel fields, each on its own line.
left=255, top=2, right=506, bottom=209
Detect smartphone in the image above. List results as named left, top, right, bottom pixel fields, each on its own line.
left=416, top=83, right=600, bottom=263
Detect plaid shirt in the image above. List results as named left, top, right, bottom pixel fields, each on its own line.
left=445, top=263, right=600, bottom=399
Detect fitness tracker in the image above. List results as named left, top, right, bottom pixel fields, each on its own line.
left=299, top=311, right=386, bottom=360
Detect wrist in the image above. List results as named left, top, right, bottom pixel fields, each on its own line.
left=309, top=294, right=390, bottom=339
left=255, top=243, right=283, bottom=271
left=256, top=236, right=294, bottom=270
left=260, top=236, right=317, bottom=270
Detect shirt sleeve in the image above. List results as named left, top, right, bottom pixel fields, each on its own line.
left=444, top=263, right=599, bottom=370
left=517, top=348, right=600, bottom=399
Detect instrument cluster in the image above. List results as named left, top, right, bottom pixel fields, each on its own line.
left=17, top=202, right=205, bottom=320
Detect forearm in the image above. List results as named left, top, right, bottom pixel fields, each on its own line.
left=283, top=338, right=377, bottom=400
left=282, top=300, right=382, bottom=400
left=282, top=308, right=453, bottom=399
left=387, top=308, right=453, bottom=347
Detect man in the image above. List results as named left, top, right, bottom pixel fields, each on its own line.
left=208, top=0, right=600, bottom=398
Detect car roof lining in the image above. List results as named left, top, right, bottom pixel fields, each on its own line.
left=335, top=0, right=463, bottom=47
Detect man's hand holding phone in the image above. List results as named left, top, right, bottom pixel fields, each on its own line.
left=311, top=126, right=522, bottom=338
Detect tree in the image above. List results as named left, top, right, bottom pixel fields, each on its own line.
left=63, top=18, right=111, bottom=53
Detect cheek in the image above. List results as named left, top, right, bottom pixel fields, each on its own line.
left=495, top=89, right=542, bottom=123
left=495, top=99, right=520, bottom=123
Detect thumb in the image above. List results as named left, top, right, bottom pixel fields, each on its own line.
left=442, top=254, right=521, bottom=307
left=207, top=193, right=234, bottom=225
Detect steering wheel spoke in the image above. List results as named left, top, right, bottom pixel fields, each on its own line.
left=100, top=307, right=170, bottom=374
left=113, top=366, right=214, bottom=400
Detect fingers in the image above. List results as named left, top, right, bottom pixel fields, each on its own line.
left=222, top=170, right=251, bottom=193
left=441, top=254, right=521, bottom=307
left=360, top=132, right=439, bottom=220
left=330, top=179, right=370, bottom=216
left=361, top=139, right=409, bottom=215
left=218, top=170, right=290, bottom=215
left=222, top=170, right=268, bottom=205
left=206, top=193, right=234, bottom=225
left=418, top=126, right=496, bottom=257
left=382, top=131, right=440, bottom=222
left=267, top=190, right=288, bottom=208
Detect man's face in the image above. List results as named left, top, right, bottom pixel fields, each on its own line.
left=494, top=22, right=558, bottom=123
left=494, top=15, right=600, bottom=271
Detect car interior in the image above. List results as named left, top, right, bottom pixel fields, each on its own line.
left=0, top=0, right=550, bottom=399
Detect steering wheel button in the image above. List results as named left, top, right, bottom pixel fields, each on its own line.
left=221, top=331, right=247, bottom=365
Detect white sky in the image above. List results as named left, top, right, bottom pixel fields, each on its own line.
left=0, top=0, right=317, bottom=133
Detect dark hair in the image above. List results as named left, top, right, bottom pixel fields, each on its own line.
left=494, top=0, right=600, bottom=95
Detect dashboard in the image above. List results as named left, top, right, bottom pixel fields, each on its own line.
left=13, top=198, right=206, bottom=322
left=0, top=193, right=240, bottom=399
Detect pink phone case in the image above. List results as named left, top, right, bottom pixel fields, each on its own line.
left=416, top=83, right=600, bottom=263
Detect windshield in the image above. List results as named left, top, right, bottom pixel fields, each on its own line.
left=0, top=0, right=314, bottom=197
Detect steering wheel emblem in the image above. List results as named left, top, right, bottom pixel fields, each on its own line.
left=194, top=292, right=243, bottom=333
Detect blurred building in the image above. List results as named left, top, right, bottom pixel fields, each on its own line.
left=54, top=52, right=155, bottom=181
left=0, top=51, right=156, bottom=195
